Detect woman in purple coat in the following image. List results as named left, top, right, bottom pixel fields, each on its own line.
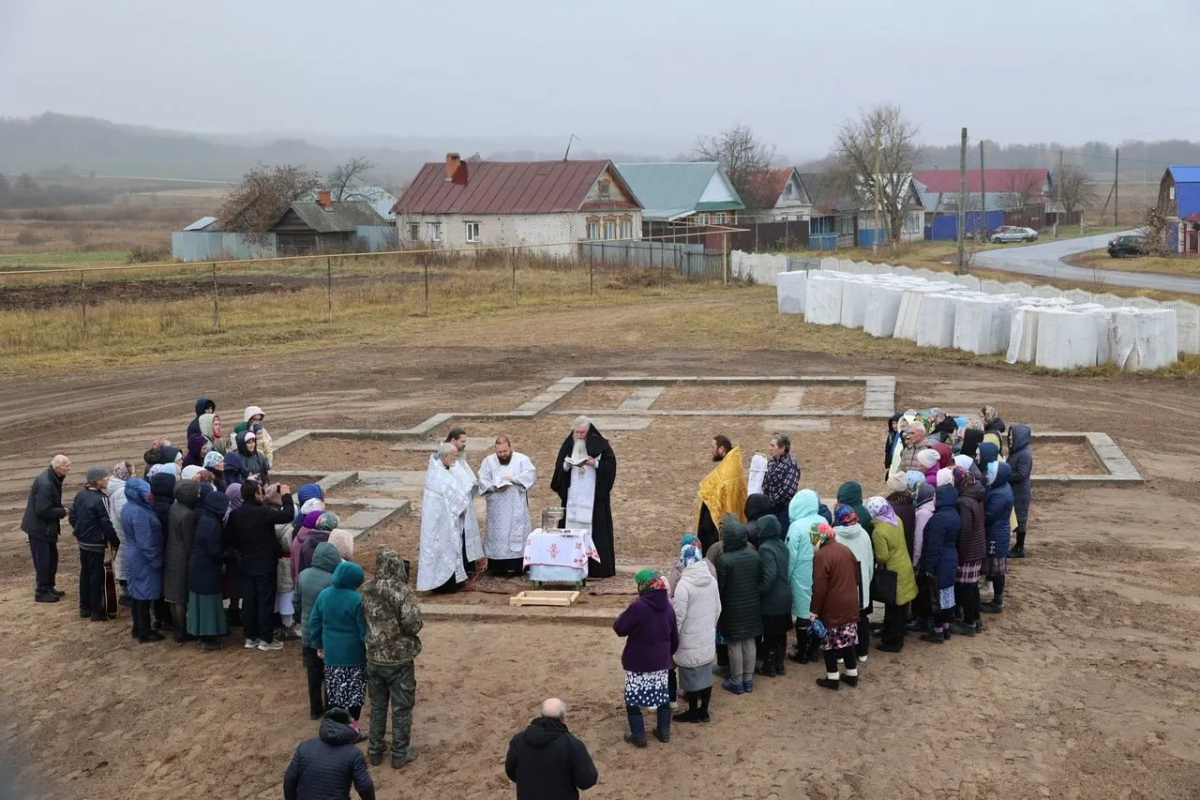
left=613, top=569, right=679, bottom=748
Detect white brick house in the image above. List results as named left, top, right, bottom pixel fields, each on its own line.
left=393, top=154, right=642, bottom=259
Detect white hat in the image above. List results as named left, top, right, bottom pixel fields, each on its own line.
left=244, top=405, right=265, bottom=421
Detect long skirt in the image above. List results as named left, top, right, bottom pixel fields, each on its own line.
left=984, top=555, right=1008, bottom=576
left=325, top=665, right=368, bottom=710
left=275, top=589, right=295, bottom=616
left=187, top=592, right=229, bottom=637
left=623, top=670, right=669, bottom=708
left=956, top=560, right=982, bottom=584
left=821, top=621, right=859, bottom=651
left=677, top=664, right=713, bottom=692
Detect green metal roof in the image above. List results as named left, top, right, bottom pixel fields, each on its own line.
left=615, top=162, right=744, bottom=221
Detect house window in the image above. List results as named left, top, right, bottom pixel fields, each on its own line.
left=903, top=211, right=921, bottom=234
left=465, top=221, right=481, bottom=243
left=586, top=220, right=600, bottom=240
left=715, top=213, right=726, bottom=224
left=598, top=179, right=611, bottom=200
left=1170, top=186, right=1176, bottom=200
left=407, top=222, right=420, bottom=241
left=603, top=220, right=617, bottom=240
left=784, top=182, right=795, bottom=199
left=620, top=219, right=633, bottom=239
left=426, top=222, right=442, bottom=242
left=698, top=215, right=709, bottom=226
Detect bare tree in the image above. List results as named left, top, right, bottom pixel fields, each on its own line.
left=1054, top=163, right=1098, bottom=215
left=693, top=125, right=777, bottom=209
left=217, top=164, right=321, bottom=240
left=997, top=171, right=1045, bottom=211
left=327, top=155, right=376, bottom=201
left=831, top=104, right=923, bottom=243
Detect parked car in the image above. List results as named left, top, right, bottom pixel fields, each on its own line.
left=990, top=226, right=1039, bottom=244
left=1107, top=235, right=1147, bottom=258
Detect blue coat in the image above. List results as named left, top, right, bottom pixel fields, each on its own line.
left=310, top=561, right=367, bottom=667
left=1007, top=425, right=1033, bottom=528
left=984, top=461, right=1014, bottom=561
left=189, top=490, right=228, bottom=596
left=121, top=478, right=164, bottom=600
left=920, top=484, right=960, bottom=590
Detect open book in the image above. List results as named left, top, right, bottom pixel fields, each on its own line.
left=565, top=455, right=593, bottom=467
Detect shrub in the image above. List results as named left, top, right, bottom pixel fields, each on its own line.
left=126, top=244, right=171, bottom=263
left=15, top=229, right=43, bottom=246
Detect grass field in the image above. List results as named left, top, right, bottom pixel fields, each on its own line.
left=1068, top=247, right=1200, bottom=277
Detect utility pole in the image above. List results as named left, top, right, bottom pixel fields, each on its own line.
left=1114, top=147, right=1120, bottom=227
left=872, top=123, right=882, bottom=256
left=979, top=140, right=986, bottom=238
left=957, top=127, right=967, bottom=275
left=1055, top=149, right=1064, bottom=238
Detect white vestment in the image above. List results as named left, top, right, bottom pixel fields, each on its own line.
left=478, top=451, right=537, bottom=560
left=417, top=454, right=484, bottom=591
left=449, top=454, right=483, bottom=553
left=564, top=443, right=600, bottom=533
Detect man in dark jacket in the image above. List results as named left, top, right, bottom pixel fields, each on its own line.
left=1007, top=424, right=1033, bottom=559
left=69, top=465, right=120, bottom=620
left=505, top=698, right=598, bottom=800
left=21, top=454, right=71, bottom=603
left=283, top=708, right=375, bottom=800
left=226, top=479, right=293, bottom=651
left=362, top=550, right=423, bottom=770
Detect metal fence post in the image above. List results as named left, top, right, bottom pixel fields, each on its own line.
left=79, top=269, right=87, bottom=344
left=589, top=253, right=594, bottom=297
left=511, top=247, right=517, bottom=307
left=424, top=260, right=430, bottom=315
left=326, top=257, right=333, bottom=323
left=211, top=262, right=220, bottom=329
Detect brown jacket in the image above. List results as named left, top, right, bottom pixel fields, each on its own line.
left=810, top=540, right=861, bottom=628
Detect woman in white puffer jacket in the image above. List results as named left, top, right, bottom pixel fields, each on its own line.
left=671, top=542, right=721, bottom=724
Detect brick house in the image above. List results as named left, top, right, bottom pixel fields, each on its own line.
left=392, top=154, right=642, bottom=258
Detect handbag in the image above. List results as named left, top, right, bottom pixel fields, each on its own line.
left=871, top=565, right=898, bottom=606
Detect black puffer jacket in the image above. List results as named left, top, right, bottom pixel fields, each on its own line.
left=955, top=480, right=987, bottom=564
left=68, top=487, right=119, bottom=552
left=226, top=495, right=295, bottom=575
left=163, top=480, right=201, bottom=604
left=755, top=516, right=791, bottom=616
left=282, top=716, right=375, bottom=800
left=505, top=716, right=598, bottom=800
left=21, top=467, right=67, bottom=542
left=149, top=472, right=176, bottom=534
left=715, top=515, right=762, bottom=640
left=1007, top=425, right=1033, bottom=528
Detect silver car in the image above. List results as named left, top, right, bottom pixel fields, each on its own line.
left=990, top=225, right=1039, bottom=244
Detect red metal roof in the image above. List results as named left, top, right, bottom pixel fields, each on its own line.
left=742, top=167, right=795, bottom=209
left=914, top=168, right=1051, bottom=197
left=393, top=159, right=639, bottom=215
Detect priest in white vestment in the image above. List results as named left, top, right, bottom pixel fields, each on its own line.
left=416, top=442, right=483, bottom=593
left=478, top=435, right=537, bottom=576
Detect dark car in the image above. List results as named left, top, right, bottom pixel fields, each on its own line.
left=1107, top=235, right=1147, bottom=258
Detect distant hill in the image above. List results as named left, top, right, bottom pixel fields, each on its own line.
left=0, top=113, right=679, bottom=186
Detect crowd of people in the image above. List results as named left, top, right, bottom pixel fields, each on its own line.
left=19, top=393, right=1034, bottom=798
left=612, top=405, right=1032, bottom=747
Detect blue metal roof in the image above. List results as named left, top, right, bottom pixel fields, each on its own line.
left=614, top=162, right=743, bottom=221
left=1168, top=165, right=1200, bottom=184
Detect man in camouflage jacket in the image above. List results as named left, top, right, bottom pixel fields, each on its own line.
left=361, top=549, right=423, bottom=770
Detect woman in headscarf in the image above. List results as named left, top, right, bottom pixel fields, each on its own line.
left=809, top=521, right=862, bottom=690
left=222, top=451, right=246, bottom=487
left=838, top=504, right=875, bottom=662
left=107, top=461, right=134, bottom=605
left=884, top=411, right=904, bottom=478
left=668, top=534, right=710, bottom=594
left=918, top=480, right=960, bottom=644
left=917, top=449, right=941, bottom=486
left=755, top=515, right=791, bottom=678
left=234, top=431, right=268, bottom=484
left=979, top=443, right=1014, bottom=614
left=223, top=482, right=244, bottom=627
left=932, top=443, right=953, bottom=471
left=671, top=542, right=720, bottom=724
left=868, top=495, right=917, bottom=653
left=613, top=570, right=678, bottom=747
left=908, top=481, right=936, bottom=632
left=953, top=466, right=986, bottom=635
left=786, top=490, right=823, bottom=664
left=292, top=508, right=326, bottom=585
left=188, top=488, right=229, bottom=651
left=309, top=559, right=368, bottom=734
left=300, top=512, right=340, bottom=576
left=835, top=480, right=873, bottom=536
left=159, top=446, right=183, bottom=479
left=203, top=451, right=226, bottom=492
left=885, top=472, right=916, bottom=558
left=982, top=405, right=1006, bottom=436
left=121, top=478, right=165, bottom=643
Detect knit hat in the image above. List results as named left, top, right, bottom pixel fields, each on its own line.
left=302, top=509, right=325, bottom=530
left=85, top=465, right=109, bottom=484
left=916, top=449, right=940, bottom=469
left=906, top=470, right=926, bottom=493
left=936, top=467, right=954, bottom=487
left=886, top=471, right=909, bottom=492
left=329, top=529, right=355, bottom=559
left=112, top=462, right=131, bottom=480
left=181, top=465, right=203, bottom=481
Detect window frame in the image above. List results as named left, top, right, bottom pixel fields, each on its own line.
left=586, top=220, right=600, bottom=240
left=426, top=221, right=442, bottom=242
left=407, top=222, right=420, bottom=241
left=465, top=221, right=481, bottom=243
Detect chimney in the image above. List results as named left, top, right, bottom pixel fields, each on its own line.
left=317, top=189, right=332, bottom=208
left=445, top=153, right=462, bottom=181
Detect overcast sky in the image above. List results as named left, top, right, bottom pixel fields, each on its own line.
left=2, top=0, right=1198, bottom=156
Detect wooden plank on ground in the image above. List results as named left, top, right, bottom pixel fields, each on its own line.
left=509, top=591, right=580, bottom=607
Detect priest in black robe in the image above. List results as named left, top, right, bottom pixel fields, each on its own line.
left=550, top=416, right=617, bottom=579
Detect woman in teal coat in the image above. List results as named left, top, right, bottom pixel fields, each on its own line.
left=310, top=560, right=368, bottom=730
left=785, top=489, right=822, bottom=663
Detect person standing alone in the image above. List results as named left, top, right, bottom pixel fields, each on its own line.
left=22, top=455, right=71, bottom=603
left=505, top=698, right=598, bottom=800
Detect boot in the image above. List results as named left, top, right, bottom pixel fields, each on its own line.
left=697, top=688, right=712, bottom=723
left=920, top=629, right=945, bottom=644
left=653, top=705, right=671, bottom=743
left=980, top=601, right=1004, bottom=614
left=840, top=672, right=859, bottom=687
left=950, top=622, right=977, bottom=637
left=391, top=746, right=418, bottom=769
left=1010, top=545, right=1027, bottom=559
left=369, top=751, right=384, bottom=767
left=673, top=693, right=701, bottom=723
left=624, top=710, right=647, bottom=747
left=721, top=678, right=744, bottom=695
left=816, top=676, right=840, bottom=691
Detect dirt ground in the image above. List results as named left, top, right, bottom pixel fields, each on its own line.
left=1, top=306, right=1199, bottom=799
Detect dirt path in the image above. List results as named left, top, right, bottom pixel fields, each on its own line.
left=1, top=311, right=1199, bottom=799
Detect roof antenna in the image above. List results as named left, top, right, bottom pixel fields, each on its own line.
left=563, top=134, right=579, bottom=161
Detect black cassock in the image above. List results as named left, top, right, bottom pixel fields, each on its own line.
left=550, top=424, right=617, bottom=578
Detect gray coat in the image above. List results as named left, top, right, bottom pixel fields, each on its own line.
left=1007, top=425, right=1033, bottom=528
left=164, top=481, right=202, bottom=604
left=297, top=542, right=342, bottom=648
left=21, top=467, right=66, bottom=542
